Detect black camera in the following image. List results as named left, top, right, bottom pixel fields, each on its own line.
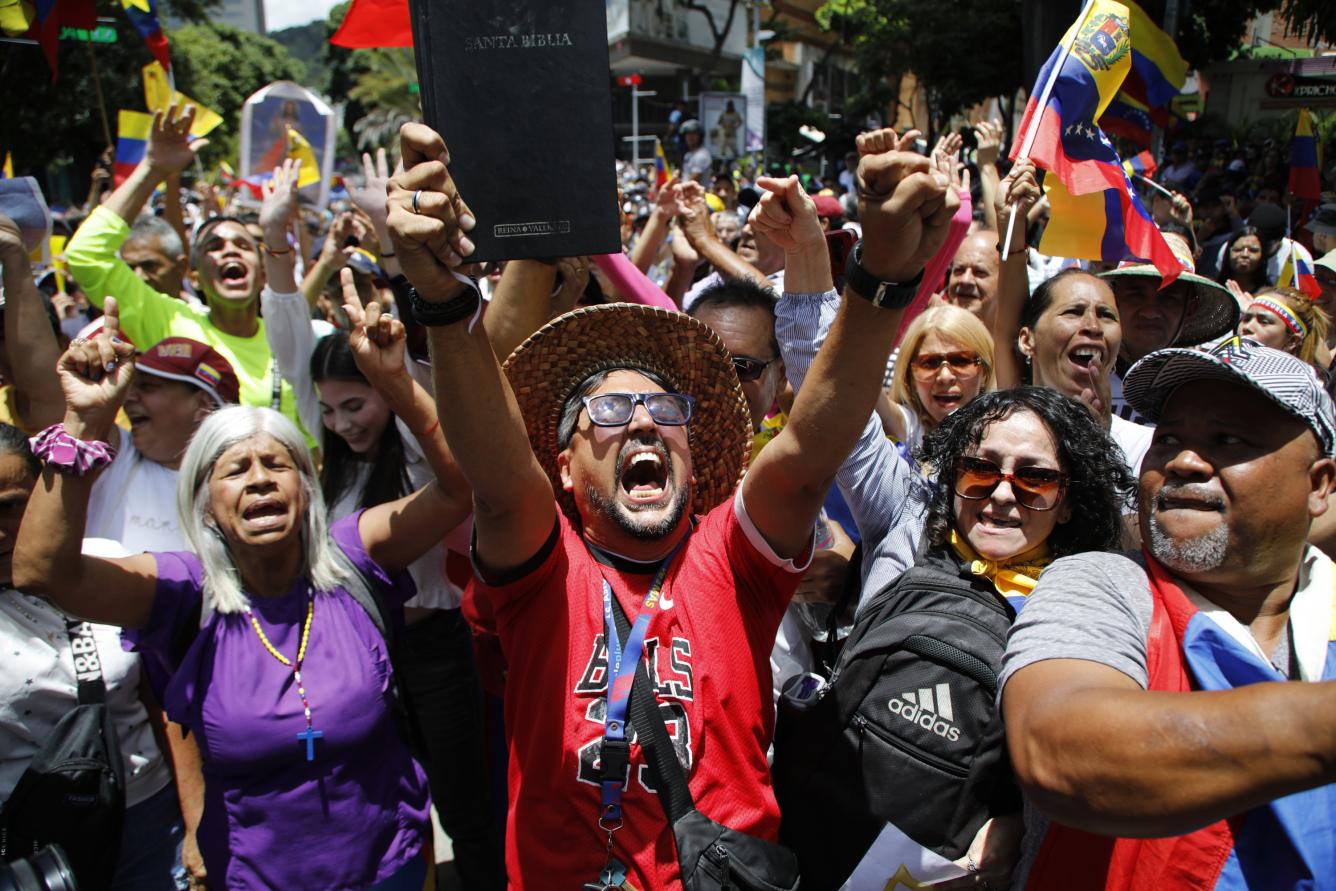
left=0, top=846, right=77, bottom=891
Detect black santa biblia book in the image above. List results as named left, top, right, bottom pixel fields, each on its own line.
left=408, top=0, right=621, bottom=262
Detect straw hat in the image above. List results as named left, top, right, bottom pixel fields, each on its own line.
left=502, top=303, right=752, bottom=522
left=1097, top=236, right=1239, bottom=348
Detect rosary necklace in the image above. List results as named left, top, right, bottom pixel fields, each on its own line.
left=246, top=594, right=323, bottom=761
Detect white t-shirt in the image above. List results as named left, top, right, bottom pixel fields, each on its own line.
left=1110, top=414, right=1153, bottom=479
left=0, top=588, right=171, bottom=808
left=86, top=433, right=184, bottom=553
left=327, top=417, right=462, bottom=610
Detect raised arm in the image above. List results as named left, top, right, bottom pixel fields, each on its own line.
left=339, top=270, right=473, bottom=574
left=103, top=105, right=206, bottom=231
left=482, top=259, right=559, bottom=360
left=678, top=184, right=769, bottom=283
left=1004, top=658, right=1336, bottom=836
left=744, top=131, right=958, bottom=558
left=629, top=178, right=680, bottom=273
left=386, top=123, right=555, bottom=576
left=0, top=215, right=64, bottom=431
left=347, top=147, right=403, bottom=281
left=989, top=160, right=1040, bottom=389
left=12, top=298, right=160, bottom=627
left=974, top=120, right=1005, bottom=233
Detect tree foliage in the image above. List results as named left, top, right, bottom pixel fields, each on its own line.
left=0, top=10, right=304, bottom=201
left=814, top=0, right=1022, bottom=128
left=322, top=2, right=420, bottom=155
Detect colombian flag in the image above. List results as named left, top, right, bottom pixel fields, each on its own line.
left=1279, top=246, right=1323, bottom=299
left=654, top=138, right=670, bottom=190
left=1123, top=0, right=1187, bottom=110
left=120, top=0, right=171, bottom=72
left=114, top=110, right=154, bottom=187
left=1288, top=108, right=1322, bottom=202
left=142, top=62, right=223, bottom=138
left=1013, top=0, right=1180, bottom=283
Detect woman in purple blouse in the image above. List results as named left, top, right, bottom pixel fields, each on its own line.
left=14, top=295, right=471, bottom=889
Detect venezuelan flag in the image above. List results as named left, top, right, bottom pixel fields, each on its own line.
left=1288, top=108, right=1322, bottom=202
left=120, top=0, right=170, bottom=72
left=1039, top=163, right=1181, bottom=282
left=114, top=110, right=154, bottom=187
left=1124, top=0, right=1187, bottom=109
left=1100, top=93, right=1154, bottom=148
left=1010, top=0, right=1134, bottom=198
left=1279, top=247, right=1323, bottom=300
left=654, top=138, right=670, bottom=190
left=286, top=128, right=321, bottom=188
left=1, top=152, right=12, bottom=179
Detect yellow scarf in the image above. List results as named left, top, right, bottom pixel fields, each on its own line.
left=949, top=530, right=1053, bottom=600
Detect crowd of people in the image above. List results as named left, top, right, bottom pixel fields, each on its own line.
left=1, top=98, right=1334, bottom=891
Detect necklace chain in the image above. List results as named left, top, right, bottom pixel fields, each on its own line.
left=245, top=594, right=322, bottom=760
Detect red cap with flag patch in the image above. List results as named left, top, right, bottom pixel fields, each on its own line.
left=136, top=337, right=240, bottom=406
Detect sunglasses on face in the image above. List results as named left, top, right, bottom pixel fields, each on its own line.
left=581, top=392, right=695, bottom=427
left=732, top=355, right=775, bottom=383
left=911, top=352, right=983, bottom=381
left=954, top=456, right=1067, bottom=511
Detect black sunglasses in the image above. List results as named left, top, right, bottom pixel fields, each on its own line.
left=581, top=392, right=694, bottom=427
left=732, top=355, right=776, bottom=383
left=954, top=456, right=1067, bottom=511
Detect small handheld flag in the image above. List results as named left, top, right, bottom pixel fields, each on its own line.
left=114, top=110, right=155, bottom=187
left=1288, top=108, right=1322, bottom=203
left=654, top=139, right=670, bottom=191
left=142, top=63, right=223, bottom=138
left=1, top=152, right=12, bottom=179
left=1280, top=246, right=1323, bottom=300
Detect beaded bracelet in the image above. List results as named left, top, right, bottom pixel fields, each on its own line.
left=33, top=424, right=117, bottom=476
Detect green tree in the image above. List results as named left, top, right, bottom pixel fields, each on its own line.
left=323, top=2, right=419, bottom=155
left=815, top=0, right=1023, bottom=131
left=0, top=10, right=304, bottom=202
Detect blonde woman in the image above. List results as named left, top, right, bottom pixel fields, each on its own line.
left=884, top=304, right=997, bottom=451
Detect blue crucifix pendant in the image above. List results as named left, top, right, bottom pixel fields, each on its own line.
left=297, top=726, right=324, bottom=761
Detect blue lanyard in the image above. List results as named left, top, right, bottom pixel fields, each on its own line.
left=597, top=534, right=688, bottom=828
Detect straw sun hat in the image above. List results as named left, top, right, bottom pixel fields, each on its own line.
left=502, top=303, right=752, bottom=522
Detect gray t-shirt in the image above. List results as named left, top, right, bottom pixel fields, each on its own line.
left=997, top=550, right=1155, bottom=887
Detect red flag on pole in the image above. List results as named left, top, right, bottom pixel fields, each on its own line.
left=329, top=0, right=412, bottom=48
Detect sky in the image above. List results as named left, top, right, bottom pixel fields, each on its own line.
left=264, top=0, right=344, bottom=33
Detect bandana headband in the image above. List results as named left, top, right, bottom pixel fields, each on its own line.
left=1251, top=297, right=1308, bottom=338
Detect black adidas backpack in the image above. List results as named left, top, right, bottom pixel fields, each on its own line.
left=770, top=548, right=1022, bottom=891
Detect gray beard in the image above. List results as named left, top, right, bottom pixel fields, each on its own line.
left=1146, top=511, right=1229, bottom=574
left=584, top=482, right=690, bottom=541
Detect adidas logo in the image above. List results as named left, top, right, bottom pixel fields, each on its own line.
left=888, top=684, right=961, bottom=742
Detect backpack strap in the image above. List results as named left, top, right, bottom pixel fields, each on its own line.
left=64, top=619, right=108, bottom=706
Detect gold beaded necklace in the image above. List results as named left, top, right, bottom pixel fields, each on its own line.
left=246, top=594, right=323, bottom=761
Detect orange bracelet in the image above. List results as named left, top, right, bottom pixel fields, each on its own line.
left=415, top=418, right=440, bottom=438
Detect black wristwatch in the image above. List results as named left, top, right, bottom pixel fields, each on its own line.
left=409, top=279, right=482, bottom=327
left=843, top=240, right=923, bottom=309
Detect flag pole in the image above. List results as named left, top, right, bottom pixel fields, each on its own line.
left=83, top=41, right=114, bottom=150
left=1002, top=0, right=1096, bottom=262
left=1134, top=173, right=1173, bottom=198
left=1287, top=204, right=1303, bottom=290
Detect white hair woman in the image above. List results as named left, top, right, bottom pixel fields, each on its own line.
left=13, top=297, right=472, bottom=890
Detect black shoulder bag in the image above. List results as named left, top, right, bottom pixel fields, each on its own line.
left=0, top=619, right=126, bottom=891
left=608, top=596, right=801, bottom=891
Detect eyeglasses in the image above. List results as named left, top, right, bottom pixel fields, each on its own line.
left=581, top=392, right=695, bottom=427
left=954, top=456, right=1067, bottom=511
left=732, top=355, right=776, bottom=383
left=910, top=352, right=983, bottom=381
